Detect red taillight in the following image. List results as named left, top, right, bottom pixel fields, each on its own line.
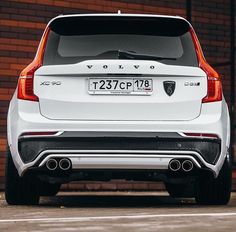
left=17, top=63, right=40, bottom=101
left=17, top=27, right=50, bottom=101
left=190, top=28, right=222, bottom=103
left=202, top=78, right=222, bottom=103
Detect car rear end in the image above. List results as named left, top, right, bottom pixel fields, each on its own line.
left=6, top=14, right=231, bottom=205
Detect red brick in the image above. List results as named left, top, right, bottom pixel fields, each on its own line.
left=101, top=182, right=117, bottom=190
left=116, top=182, right=133, bottom=190
left=0, top=19, right=45, bottom=29
left=132, top=182, right=149, bottom=190
left=85, top=183, right=102, bottom=191
left=148, top=183, right=165, bottom=191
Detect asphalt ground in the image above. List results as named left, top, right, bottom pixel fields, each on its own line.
left=1, top=191, right=236, bottom=232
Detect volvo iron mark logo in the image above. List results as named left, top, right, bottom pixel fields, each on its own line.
left=163, top=81, right=176, bottom=96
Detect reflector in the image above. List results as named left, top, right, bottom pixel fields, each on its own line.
left=183, top=132, right=219, bottom=139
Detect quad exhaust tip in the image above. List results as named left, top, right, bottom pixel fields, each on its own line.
left=45, top=158, right=71, bottom=171
left=46, top=158, right=58, bottom=171
left=169, top=159, right=181, bottom=172
left=182, top=160, right=194, bottom=172
left=59, top=158, right=71, bottom=171
left=169, top=159, right=194, bottom=172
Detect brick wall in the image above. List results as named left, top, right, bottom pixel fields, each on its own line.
left=0, top=0, right=235, bottom=191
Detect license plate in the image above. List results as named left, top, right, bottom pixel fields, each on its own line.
left=88, top=78, right=153, bottom=95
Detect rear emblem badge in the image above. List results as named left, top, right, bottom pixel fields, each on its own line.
left=163, top=81, right=176, bottom=96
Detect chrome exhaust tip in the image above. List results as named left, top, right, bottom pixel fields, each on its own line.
left=59, top=158, right=71, bottom=171
left=169, top=159, right=181, bottom=172
left=46, top=159, right=58, bottom=171
left=182, top=160, right=194, bottom=172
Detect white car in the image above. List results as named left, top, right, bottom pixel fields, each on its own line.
left=6, top=13, right=231, bottom=205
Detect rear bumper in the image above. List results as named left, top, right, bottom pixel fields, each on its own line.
left=17, top=133, right=221, bottom=177
left=7, top=98, right=230, bottom=177
left=18, top=134, right=221, bottom=166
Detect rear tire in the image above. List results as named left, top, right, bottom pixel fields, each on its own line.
left=165, top=182, right=194, bottom=198
left=165, top=183, right=185, bottom=197
left=195, top=155, right=232, bottom=205
left=5, top=148, right=39, bottom=205
left=38, top=181, right=61, bottom=196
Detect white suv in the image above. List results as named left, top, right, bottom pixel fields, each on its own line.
left=6, top=14, right=231, bottom=205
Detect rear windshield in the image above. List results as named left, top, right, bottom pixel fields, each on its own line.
left=44, top=16, right=198, bottom=67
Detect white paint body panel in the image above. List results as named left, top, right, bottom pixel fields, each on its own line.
left=34, top=60, right=207, bottom=121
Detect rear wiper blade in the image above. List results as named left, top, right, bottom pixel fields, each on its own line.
left=118, top=50, right=177, bottom=61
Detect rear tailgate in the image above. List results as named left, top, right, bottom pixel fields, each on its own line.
left=34, top=60, right=207, bottom=121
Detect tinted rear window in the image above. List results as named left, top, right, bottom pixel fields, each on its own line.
left=44, top=16, right=198, bottom=67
